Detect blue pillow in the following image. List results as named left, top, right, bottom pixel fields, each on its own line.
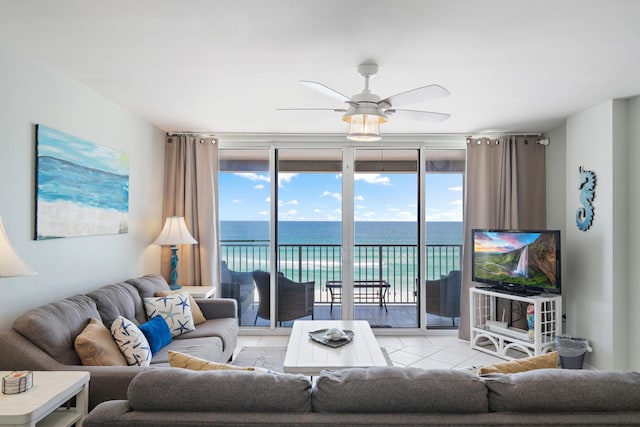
left=139, top=316, right=172, bottom=355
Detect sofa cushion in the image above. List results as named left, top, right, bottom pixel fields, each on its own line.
left=128, top=368, right=312, bottom=412
left=155, top=289, right=206, bottom=325
left=87, top=282, right=147, bottom=328
left=12, top=295, right=101, bottom=365
left=74, top=318, right=127, bottom=366
left=138, top=315, right=172, bottom=355
left=478, top=351, right=558, bottom=375
left=144, top=293, right=195, bottom=337
left=484, top=369, right=640, bottom=413
left=126, top=274, right=172, bottom=299
left=173, top=317, right=238, bottom=352
left=150, top=336, right=224, bottom=365
left=312, top=367, right=489, bottom=413
left=111, top=316, right=152, bottom=367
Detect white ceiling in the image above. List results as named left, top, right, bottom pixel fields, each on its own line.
left=1, top=0, right=639, bottom=136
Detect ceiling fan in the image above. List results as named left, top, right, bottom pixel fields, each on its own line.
left=279, top=61, right=451, bottom=142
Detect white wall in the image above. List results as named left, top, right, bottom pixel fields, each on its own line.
left=564, top=99, right=630, bottom=369
left=0, top=41, right=165, bottom=328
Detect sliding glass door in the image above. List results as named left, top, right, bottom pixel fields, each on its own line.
left=218, top=144, right=465, bottom=330
left=352, top=149, right=419, bottom=328
left=275, top=149, right=343, bottom=324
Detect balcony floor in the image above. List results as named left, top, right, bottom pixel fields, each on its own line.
left=239, top=303, right=460, bottom=329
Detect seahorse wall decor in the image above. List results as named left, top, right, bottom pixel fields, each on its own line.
left=576, top=166, right=596, bottom=231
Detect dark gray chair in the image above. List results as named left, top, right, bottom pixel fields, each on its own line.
left=220, top=261, right=255, bottom=323
left=425, top=269, right=461, bottom=326
left=252, top=271, right=314, bottom=325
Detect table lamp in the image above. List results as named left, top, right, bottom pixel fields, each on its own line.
left=153, top=216, right=197, bottom=290
left=0, top=217, right=36, bottom=278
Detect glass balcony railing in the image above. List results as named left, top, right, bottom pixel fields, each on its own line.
left=221, top=241, right=462, bottom=304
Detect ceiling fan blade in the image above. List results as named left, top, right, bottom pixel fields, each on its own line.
left=390, top=109, right=451, bottom=122
left=277, top=108, right=346, bottom=112
left=300, top=81, right=352, bottom=103
left=380, top=84, right=450, bottom=108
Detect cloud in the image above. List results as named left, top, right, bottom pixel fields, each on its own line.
left=254, top=184, right=264, bottom=190
left=232, top=172, right=298, bottom=188
left=321, top=191, right=342, bottom=201
left=426, top=204, right=463, bottom=221
left=449, top=186, right=463, bottom=192
left=265, top=196, right=271, bottom=203
left=234, top=172, right=270, bottom=183
left=279, top=199, right=299, bottom=206
left=258, top=210, right=269, bottom=216
left=451, top=199, right=463, bottom=206
left=354, top=174, right=390, bottom=185
left=355, top=195, right=364, bottom=201
left=278, top=173, right=297, bottom=187
left=314, top=208, right=323, bottom=213
left=232, top=199, right=242, bottom=203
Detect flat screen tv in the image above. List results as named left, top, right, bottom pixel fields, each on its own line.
left=471, top=229, right=561, bottom=295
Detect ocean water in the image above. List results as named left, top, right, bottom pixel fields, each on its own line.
left=37, top=156, right=129, bottom=212
left=221, top=221, right=462, bottom=283
left=220, top=221, right=463, bottom=245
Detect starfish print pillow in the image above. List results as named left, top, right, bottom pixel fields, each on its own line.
left=144, top=292, right=195, bottom=337
left=110, top=316, right=152, bottom=366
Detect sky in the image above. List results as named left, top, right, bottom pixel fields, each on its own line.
left=219, top=171, right=463, bottom=222
left=37, top=125, right=129, bottom=175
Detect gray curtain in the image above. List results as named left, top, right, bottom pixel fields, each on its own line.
left=458, top=136, right=546, bottom=340
left=160, top=135, right=219, bottom=289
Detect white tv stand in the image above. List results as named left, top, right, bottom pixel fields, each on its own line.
left=470, top=287, right=562, bottom=360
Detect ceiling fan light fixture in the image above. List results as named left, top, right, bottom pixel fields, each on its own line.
left=343, top=104, right=387, bottom=142
left=345, top=113, right=383, bottom=142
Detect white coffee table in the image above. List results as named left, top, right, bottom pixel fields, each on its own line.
left=284, top=320, right=389, bottom=375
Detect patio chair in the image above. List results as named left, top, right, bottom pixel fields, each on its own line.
left=252, top=271, right=315, bottom=325
left=220, top=261, right=255, bottom=323
left=425, top=269, right=461, bottom=326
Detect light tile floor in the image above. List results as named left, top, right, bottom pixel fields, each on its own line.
left=234, top=334, right=506, bottom=370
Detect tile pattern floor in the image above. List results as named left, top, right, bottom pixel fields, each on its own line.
left=234, top=334, right=505, bottom=370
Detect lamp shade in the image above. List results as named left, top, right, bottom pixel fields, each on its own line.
left=153, top=216, right=198, bottom=246
left=0, top=217, right=36, bottom=278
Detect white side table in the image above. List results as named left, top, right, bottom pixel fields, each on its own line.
left=0, top=371, right=89, bottom=427
left=181, top=285, right=215, bottom=298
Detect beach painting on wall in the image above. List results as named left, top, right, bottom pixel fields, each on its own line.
left=35, top=125, right=129, bottom=240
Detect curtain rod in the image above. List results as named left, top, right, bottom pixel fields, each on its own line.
left=167, top=132, right=216, bottom=138
left=465, top=134, right=549, bottom=146
left=465, top=133, right=542, bottom=138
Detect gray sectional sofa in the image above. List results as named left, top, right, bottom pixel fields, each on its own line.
left=0, top=274, right=238, bottom=409
left=84, top=366, right=640, bottom=426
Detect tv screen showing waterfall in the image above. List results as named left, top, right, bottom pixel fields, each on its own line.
left=471, top=229, right=561, bottom=295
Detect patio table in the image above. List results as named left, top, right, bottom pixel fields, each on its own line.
left=325, top=280, right=390, bottom=313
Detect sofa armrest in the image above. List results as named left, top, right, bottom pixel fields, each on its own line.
left=0, top=328, right=147, bottom=410
left=83, top=400, right=131, bottom=427
left=196, top=298, right=238, bottom=320
left=0, top=328, right=68, bottom=371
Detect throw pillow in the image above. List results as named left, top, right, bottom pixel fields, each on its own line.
left=138, top=315, right=173, bottom=355
left=168, top=350, right=270, bottom=373
left=110, top=315, right=152, bottom=367
left=477, top=351, right=558, bottom=375
left=74, top=318, right=127, bottom=366
left=144, top=292, right=195, bottom=337
left=155, top=290, right=206, bottom=325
